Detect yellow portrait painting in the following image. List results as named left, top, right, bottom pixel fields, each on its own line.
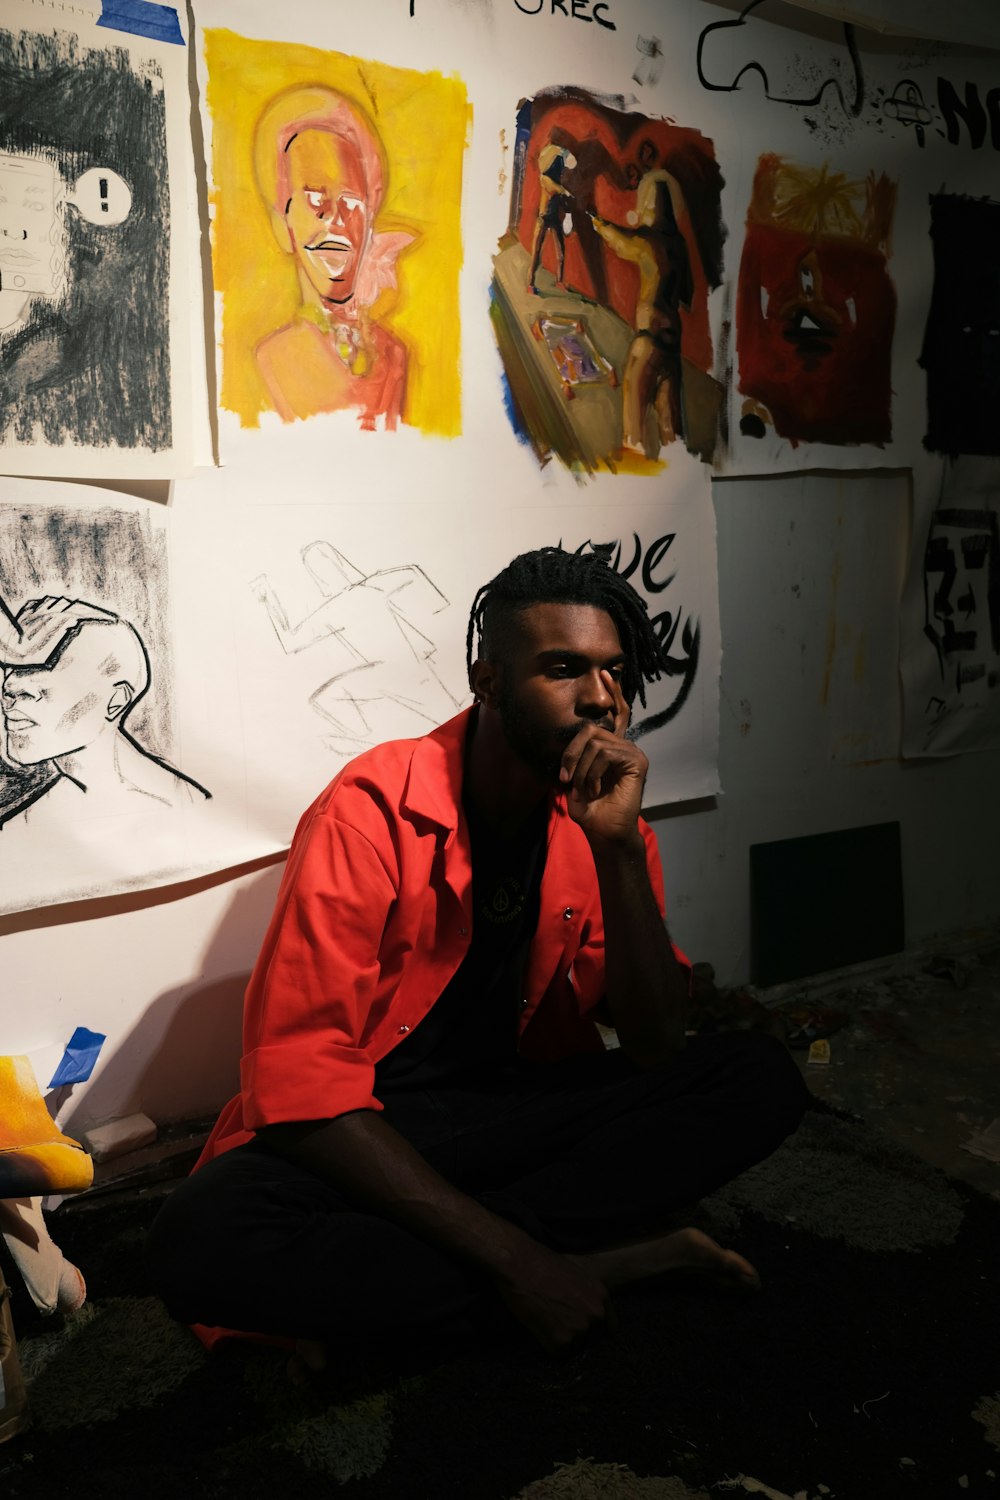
left=204, top=30, right=469, bottom=436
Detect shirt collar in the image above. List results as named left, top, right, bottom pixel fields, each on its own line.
left=401, top=706, right=474, bottom=839
left=402, top=706, right=569, bottom=847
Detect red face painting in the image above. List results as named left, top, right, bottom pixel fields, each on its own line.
left=736, top=156, right=897, bottom=448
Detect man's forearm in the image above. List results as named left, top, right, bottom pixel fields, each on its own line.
left=258, top=1107, right=615, bottom=1351
left=591, top=833, right=688, bottom=1066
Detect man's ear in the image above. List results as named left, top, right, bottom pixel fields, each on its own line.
left=106, top=683, right=133, bottom=723
left=469, top=657, right=502, bottom=709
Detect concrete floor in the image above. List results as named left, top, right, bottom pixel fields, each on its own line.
left=781, top=944, right=1000, bottom=1202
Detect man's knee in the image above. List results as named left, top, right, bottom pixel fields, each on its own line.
left=145, top=1175, right=207, bottom=1314
left=733, top=1029, right=810, bottom=1135
left=145, top=1157, right=253, bottom=1318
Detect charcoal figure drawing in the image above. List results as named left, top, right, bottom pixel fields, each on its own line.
left=0, top=594, right=209, bottom=830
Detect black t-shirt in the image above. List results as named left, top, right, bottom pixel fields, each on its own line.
left=374, top=797, right=548, bottom=1092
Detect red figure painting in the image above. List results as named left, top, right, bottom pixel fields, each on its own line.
left=736, top=154, right=897, bottom=448
left=491, top=85, right=726, bottom=471
left=513, top=89, right=723, bottom=378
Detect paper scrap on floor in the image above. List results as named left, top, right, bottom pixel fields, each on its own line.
left=961, top=1119, right=1000, bottom=1163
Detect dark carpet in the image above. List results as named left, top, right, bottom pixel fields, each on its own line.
left=1, top=1101, right=998, bottom=1500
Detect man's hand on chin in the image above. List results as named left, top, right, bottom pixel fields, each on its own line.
left=559, top=671, right=648, bottom=848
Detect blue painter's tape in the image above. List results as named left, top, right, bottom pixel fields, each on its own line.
left=48, top=1027, right=107, bottom=1088
left=97, top=0, right=184, bottom=45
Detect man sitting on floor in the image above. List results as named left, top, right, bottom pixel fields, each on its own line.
left=147, top=547, right=807, bottom=1364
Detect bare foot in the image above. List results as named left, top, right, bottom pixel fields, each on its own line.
left=286, top=1336, right=327, bottom=1388
left=57, top=1261, right=86, bottom=1314
left=575, top=1227, right=760, bottom=1294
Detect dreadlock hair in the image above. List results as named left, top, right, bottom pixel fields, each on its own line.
left=466, top=546, right=666, bottom=708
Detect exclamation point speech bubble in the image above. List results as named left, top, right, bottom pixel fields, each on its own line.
left=67, top=167, right=132, bottom=226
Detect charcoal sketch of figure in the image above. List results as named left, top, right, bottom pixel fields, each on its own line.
left=251, top=544, right=463, bottom=756
left=0, top=27, right=172, bottom=453
left=0, top=594, right=209, bottom=830
left=252, top=86, right=414, bottom=430
left=0, top=153, right=63, bottom=333
left=589, top=169, right=695, bottom=455
left=923, top=508, right=1000, bottom=714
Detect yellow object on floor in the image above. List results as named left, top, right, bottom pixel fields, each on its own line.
left=0, top=1055, right=93, bottom=1196
left=0, top=1266, right=29, bottom=1443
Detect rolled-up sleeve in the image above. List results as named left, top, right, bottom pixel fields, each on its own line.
left=239, top=813, right=397, bottom=1129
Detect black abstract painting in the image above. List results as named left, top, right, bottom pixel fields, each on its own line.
left=921, top=193, right=1000, bottom=459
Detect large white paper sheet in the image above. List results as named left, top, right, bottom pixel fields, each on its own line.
left=172, top=486, right=472, bottom=848
left=0, top=0, right=195, bottom=478
left=0, top=480, right=259, bottom=915
left=171, top=446, right=719, bottom=845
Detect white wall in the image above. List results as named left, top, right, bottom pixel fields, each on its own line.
left=1, top=856, right=284, bottom=1135
left=656, top=471, right=1000, bottom=981
left=6, top=468, right=999, bottom=1132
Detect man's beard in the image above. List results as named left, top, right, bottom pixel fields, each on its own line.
left=496, top=682, right=587, bottom=784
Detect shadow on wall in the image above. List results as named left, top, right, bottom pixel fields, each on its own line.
left=61, top=865, right=284, bottom=1135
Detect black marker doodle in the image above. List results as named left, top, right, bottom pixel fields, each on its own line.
left=696, top=0, right=864, bottom=119
left=883, top=80, right=932, bottom=147
left=513, top=0, right=616, bottom=31
left=936, top=78, right=1000, bottom=152
left=567, top=533, right=700, bottom=739
left=922, top=507, right=1000, bottom=706
left=633, top=35, right=663, bottom=90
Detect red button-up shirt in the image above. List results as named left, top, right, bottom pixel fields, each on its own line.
left=196, top=707, right=681, bottom=1169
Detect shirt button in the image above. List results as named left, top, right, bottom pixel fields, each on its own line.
left=398, top=1024, right=410, bottom=1033
left=563, top=907, right=574, bottom=921
left=459, top=927, right=468, bottom=936
left=519, top=997, right=528, bottom=1010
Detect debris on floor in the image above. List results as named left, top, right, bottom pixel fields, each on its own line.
left=511, top=1457, right=709, bottom=1498
left=686, top=964, right=785, bottom=1042
left=971, top=1392, right=1000, bottom=1451
left=774, top=1004, right=848, bottom=1051
left=924, top=953, right=976, bottom=988
left=778, top=942, right=1000, bottom=1201
left=714, top=1475, right=823, bottom=1500
left=962, top=1120, right=1000, bottom=1164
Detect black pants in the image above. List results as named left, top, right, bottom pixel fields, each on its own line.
left=146, top=1032, right=808, bottom=1346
